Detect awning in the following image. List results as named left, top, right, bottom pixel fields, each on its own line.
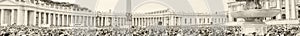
left=231, top=9, right=281, bottom=18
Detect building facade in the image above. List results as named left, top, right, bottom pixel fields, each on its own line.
left=0, top=0, right=101, bottom=27
left=0, top=0, right=229, bottom=28
left=100, top=9, right=228, bottom=27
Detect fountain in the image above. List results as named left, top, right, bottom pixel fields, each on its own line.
left=228, top=9, right=281, bottom=35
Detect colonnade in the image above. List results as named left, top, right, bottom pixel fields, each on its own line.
left=133, top=17, right=165, bottom=26
left=95, top=17, right=111, bottom=27
left=0, top=9, right=113, bottom=27
left=129, top=16, right=227, bottom=26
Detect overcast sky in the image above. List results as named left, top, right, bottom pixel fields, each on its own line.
left=52, top=0, right=225, bottom=12
left=52, top=0, right=98, bottom=11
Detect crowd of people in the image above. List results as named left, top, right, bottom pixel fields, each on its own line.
left=1, top=25, right=300, bottom=36
left=266, top=25, right=300, bottom=36
left=0, top=26, right=72, bottom=36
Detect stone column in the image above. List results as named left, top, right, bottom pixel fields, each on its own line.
left=84, top=16, right=87, bottom=26
left=90, top=17, right=93, bottom=26
left=38, top=12, right=41, bottom=26
left=159, top=17, right=161, bottom=25
left=0, top=9, right=4, bottom=25
left=70, top=15, right=74, bottom=26
left=66, top=15, right=69, bottom=27
left=80, top=16, right=82, bottom=26
left=146, top=18, right=148, bottom=26
left=74, top=16, right=77, bottom=26
left=133, top=18, right=136, bottom=26
left=11, top=9, right=15, bottom=25
left=48, top=13, right=52, bottom=26
left=276, top=0, right=282, bottom=19
left=58, top=14, right=61, bottom=26
left=142, top=18, right=144, bottom=26
left=145, top=18, right=147, bottom=26
left=155, top=17, right=157, bottom=25
left=118, top=18, right=121, bottom=26
left=197, top=18, right=200, bottom=25
left=62, top=15, right=66, bottom=26
left=88, top=17, right=90, bottom=26
left=285, top=0, right=290, bottom=19
left=150, top=18, right=152, bottom=26
left=82, top=16, right=85, bottom=26
left=135, top=18, right=137, bottom=26
left=291, top=0, right=297, bottom=19
left=32, top=11, right=37, bottom=26
left=204, top=18, right=207, bottom=24
left=16, top=9, right=24, bottom=25
left=99, top=17, right=102, bottom=26
left=24, top=10, right=28, bottom=26
left=72, top=15, right=74, bottom=26
left=42, top=13, right=46, bottom=25
left=138, top=18, right=140, bottom=26
left=52, top=14, right=56, bottom=26
left=99, top=17, right=101, bottom=26
left=178, top=17, right=181, bottom=25
left=81, top=16, right=83, bottom=25
left=140, top=18, right=142, bottom=26
left=138, top=18, right=141, bottom=26
left=88, top=16, right=90, bottom=26
left=96, top=17, right=99, bottom=27
left=144, top=18, right=146, bottom=26
left=102, top=17, right=105, bottom=26
left=147, top=18, right=149, bottom=26
left=87, top=16, right=89, bottom=26
left=163, top=17, right=167, bottom=26
left=85, top=16, right=88, bottom=26
left=93, top=17, right=96, bottom=27
left=80, top=16, right=83, bottom=26
left=265, top=0, right=270, bottom=9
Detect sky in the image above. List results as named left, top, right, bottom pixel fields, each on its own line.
left=52, top=0, right=98, bottom=11
left=52, top=0, right=225, bottom=12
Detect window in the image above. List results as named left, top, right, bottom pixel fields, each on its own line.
left=282, top=14, right=286, bottom=19
left=199, top=18, right=201, bottom=23
left=195, top=18, right=197, bottom=24
left=233, top=18, right=237, bottom=22
left=282, top=7, right=285, bottom=9
left=190, top=18, right=192, bottom=24
left=185, top=19, right=187, bottom=24
left=272, top=16, right=276, bottom=19
left=298, top=10, right=300, bottom=18
left=207, top=18, right=210, bottom=23
left=203, top=18, right=206, bottom=23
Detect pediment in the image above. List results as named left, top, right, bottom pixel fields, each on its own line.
left=0, top=0, right=19, bottom=5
